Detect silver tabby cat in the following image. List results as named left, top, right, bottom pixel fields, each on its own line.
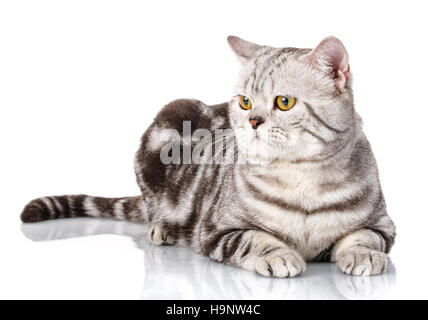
left=21, top=36, right=396, bottom=277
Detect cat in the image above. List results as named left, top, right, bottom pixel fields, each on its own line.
left=21, top=36, right=396, bottom=277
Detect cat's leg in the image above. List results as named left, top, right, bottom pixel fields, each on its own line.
left=331, top=229, right=387, bottom=276
left=206, top=230, right=306, bottom=278
left=149, top=224, right=175, bottom=246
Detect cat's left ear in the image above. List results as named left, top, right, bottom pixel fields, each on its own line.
left=227, top=36, right=265, bottom=63
left=306, top=36, right=350, bottom=91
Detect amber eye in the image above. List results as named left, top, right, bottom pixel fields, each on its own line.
left=275, top=95, right=296, bottom=111
left=239, top=95, right=252, bottom=110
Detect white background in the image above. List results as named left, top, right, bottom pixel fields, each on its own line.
left=0, top=0, right=427, bottom=299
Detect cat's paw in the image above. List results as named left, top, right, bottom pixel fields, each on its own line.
left=149, top=224, right=174, bottom=246
left=255, top=248, right=306, bottom=278
left=336, top=247, right=387, bottom=276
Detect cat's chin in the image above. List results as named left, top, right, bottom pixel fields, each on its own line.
left=236, top=142, right=287, bottom=167
left=244, top=157, right=271, bottom=167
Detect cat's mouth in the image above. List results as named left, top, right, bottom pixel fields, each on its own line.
left=252, top=131, right=260, bottom=141
left=234, top=126, right=290, bottom=164
left=250, top=130, right=272, bottom=145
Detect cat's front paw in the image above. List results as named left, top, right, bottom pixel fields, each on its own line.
left=336, top=247, right=387, bottom=276
left=255, top=248, right=306, bottom=278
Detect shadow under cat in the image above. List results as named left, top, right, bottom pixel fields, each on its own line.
left=21, top=218, right=396, bottom=300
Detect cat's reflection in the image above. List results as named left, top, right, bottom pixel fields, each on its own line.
left=21, top=218, right=396, bottom=300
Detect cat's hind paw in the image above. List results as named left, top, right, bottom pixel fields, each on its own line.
left=336, top=247, right=387, bottom=276
left=149, top=224, right=175, bottom=246
left=255, top=248, right=306, bottom=278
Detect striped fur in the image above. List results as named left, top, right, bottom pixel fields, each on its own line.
left=21, top=36, right=396, bottom=278
left=21, top=195, right=146, bottom=223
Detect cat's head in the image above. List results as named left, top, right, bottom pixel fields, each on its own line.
left=227, top=36, right=357, bottom=166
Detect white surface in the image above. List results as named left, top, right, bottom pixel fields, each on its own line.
left=17, top=218, right=396, bottom=300
left=1, top=0, right=428, bottom=299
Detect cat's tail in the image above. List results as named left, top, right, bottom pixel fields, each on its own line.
left=20, top=194, right=148, bottom=223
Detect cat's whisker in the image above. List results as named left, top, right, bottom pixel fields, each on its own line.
left=197, top=133, right=236, bottom=151
left=211, top=136, right=238, bottom=163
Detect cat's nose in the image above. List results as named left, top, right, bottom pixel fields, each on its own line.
left=249, top=116, right=265, bottom=129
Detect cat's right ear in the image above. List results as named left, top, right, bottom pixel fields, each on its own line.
left=306, top=36, right=350, bottom=91
left=227, top=36, right=263, bottom=63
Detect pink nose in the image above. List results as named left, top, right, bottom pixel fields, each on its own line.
left=249, top=117, right=264, bottom=129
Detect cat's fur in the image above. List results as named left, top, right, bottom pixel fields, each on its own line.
left=21, top=36, right=396, bottom=277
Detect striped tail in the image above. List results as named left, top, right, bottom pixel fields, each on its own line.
left=20, top=194, right=146, bottom=223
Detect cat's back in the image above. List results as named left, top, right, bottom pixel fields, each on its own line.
left=152, top=99, right=230, bottom=133
left=134, top=98, right=230, bottom=197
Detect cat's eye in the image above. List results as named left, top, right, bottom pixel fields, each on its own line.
left=275, top=95, right=296, bottom=111
left=239, top=95, right=252, bottom=110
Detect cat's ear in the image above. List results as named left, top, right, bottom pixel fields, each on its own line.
left=227, top=36, right=264, bottom=62
left=306, top=36, right=350, bottom=90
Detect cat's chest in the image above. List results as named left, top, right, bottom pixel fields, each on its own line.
left=238, top=164, right=363, bottom=260
left=244, top=163, right=331, bottom=208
